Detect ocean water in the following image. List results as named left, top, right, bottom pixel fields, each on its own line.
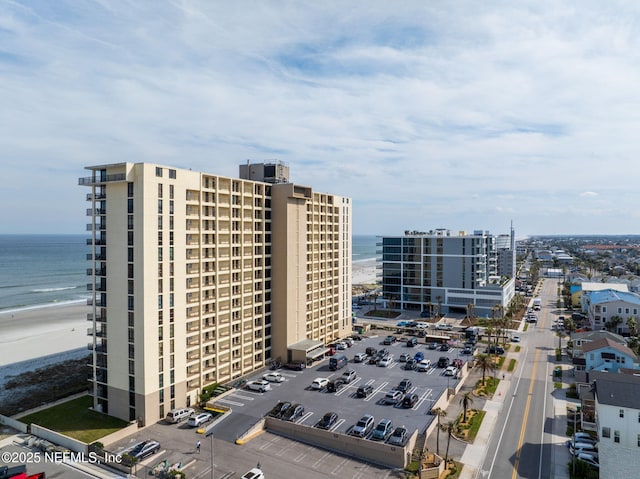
left=0, top=234, right=88, bottom=312
left=0, top=234, right=380, bottom=312
left=352, top=235, right=379, bottom=263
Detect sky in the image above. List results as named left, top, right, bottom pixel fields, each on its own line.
left=2, top=1, right=640, bottom=237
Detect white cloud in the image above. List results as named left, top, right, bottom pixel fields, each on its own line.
left=580, top=191, right=599, bottom=197
left=1, top=1, right=640, bottom=236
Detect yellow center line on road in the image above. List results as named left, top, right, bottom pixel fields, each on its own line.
left=512, top=348, right=541, bottom=479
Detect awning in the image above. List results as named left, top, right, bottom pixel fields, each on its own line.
left=307, top=347, right=330, bottom=360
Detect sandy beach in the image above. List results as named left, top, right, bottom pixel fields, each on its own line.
left=352, top=258, right=378, bottom=285
left=0, top=302, right=89, bottom=368
left=0, top=260, right=378, bottom=375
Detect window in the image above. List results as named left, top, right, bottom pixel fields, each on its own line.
left=614, top=430, right=620, bottom=443
left=128, top=182, right=134, bottom=196
left=156, top=167, right=163, bottom=177
left=620, top=409, right=625, bottom=418
left=602, top=427, right=610, bottom=438
left=169, top=169, right=176, bottom=179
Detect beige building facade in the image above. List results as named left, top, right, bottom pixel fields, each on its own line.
left=79, top=162, right=351, bottom=424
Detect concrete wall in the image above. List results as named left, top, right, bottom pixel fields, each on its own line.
left=99, top=421, right=140, bottom=448
left=265, top=417, right=416, bottom=469
left=0, top=414, right=28, bottom=433
left=30, top=424, right=87, bottom=454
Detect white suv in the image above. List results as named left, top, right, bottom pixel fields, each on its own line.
left=187, top=412, right=213, bottom=427
left=246, top=380, right=271, bottom=392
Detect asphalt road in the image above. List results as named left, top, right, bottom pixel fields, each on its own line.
left=482, top=278, right=561, bottom=479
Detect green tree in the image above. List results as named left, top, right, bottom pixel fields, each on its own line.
left=459, top=392, right=474, bottom=423
left=475, top=354, right=494, bottom=386
left=627, top=317, right=637, bottom=336
left=431, top=407, right=447, bottom=455
left=440, top=420, right=458, bottom=464
left=607, top=315, right=623, bottom=333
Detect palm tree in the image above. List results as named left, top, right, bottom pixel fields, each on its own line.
left=475, top=354, right=494, bottom=386
left=440, top=420, right=458, bottom=464
left=459, top=392, right=474, bottom=423
left=607, top=315, right=623, bottom=333
left=431, top=407, right=446, bottom=455
left=436, top=296, right=443, bottom=318
left=627, top=316, right=637, bottom=336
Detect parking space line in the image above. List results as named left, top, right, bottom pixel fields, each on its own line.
left=352, top=463, right=369, bottom=479
left=259, top=435, right=282, bottom=451
left=330, top=418, right=345, bottom=431
left=312, top=451, right=332, bottom=469
left=364, top=379, right=375, bottom=385
left=297, top=411, right=314, bottom=424
left=294, top=451, right=307, bottom=463
left=414, top=388, right=433, bottom=410
left=275, top=439, right=298, bottom=457
left=364, top=381, right=387, bottom=401
left=215, top=398, right=244, bottom=407
left=230, top=393, right=255, bottom=401
left=331, top=457, right=349, bottom=475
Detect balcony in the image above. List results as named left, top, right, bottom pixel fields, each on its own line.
left=86, top=208, right=106, bottom=216
left=86, top=297, right=105, bottom=307
left=87, top=342, right=107, bottom=353
left=86, top=267, right=106, bottom=276
left=86, top=223, right=106, bottom=231
left=86, top=238, right=106, bottom=246
left=86, top=312, right=105, bottom=322
left=78, top=173, right=126, bottom=185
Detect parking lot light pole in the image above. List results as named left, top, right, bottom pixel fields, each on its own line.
left=210, top=431, right=214, bottom=479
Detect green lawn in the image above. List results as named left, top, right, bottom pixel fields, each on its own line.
left=508, top=359, right=516, bottom=372
left=465, top=410, right=486, bottom=441
left=19, top=396, right=129, bottom=443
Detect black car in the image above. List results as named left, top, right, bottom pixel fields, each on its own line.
left=461, top=347, right=473, bottom=355
left=439, top=344, right=450, bottom=352
left=428, top=342, right=438, bottom=350
left=130, top=441, right=161, bottom=460
left=485, top=345, right=505, bottom=355
left=397, top=379, right=412, bottom=393
left=327, top=379, right=345, bottom=392
left=404, top=359, right=417, bottom=370
left=401, top=394, right=418, bottom=408
left=406, top=337, right=418, bottom=347
left=282, top=404, right=305, bottom=422
left=437, top=356, right=450, bottom=368
left=365, top=347, right=378, bottom=356
left=383, top=335, right=396, bottom=345
left=356, top=385, right=374, bottom=398
left=284, top=361, right=306, bottom=371
left=317, top=412, right=338, bottom=429
left=267, top=401, right=292, bottom=418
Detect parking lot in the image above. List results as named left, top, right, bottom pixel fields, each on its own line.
left=111, top=332, right=469, bottom=477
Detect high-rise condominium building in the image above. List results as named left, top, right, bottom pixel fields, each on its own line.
left=380, top=228, right=515, bottom=317
left=79, top=161, right=351, bottom=424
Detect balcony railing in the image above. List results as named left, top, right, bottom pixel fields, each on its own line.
left=78, top=173, right=126, bottom=185
left=86, top=313, right=105, bottom=322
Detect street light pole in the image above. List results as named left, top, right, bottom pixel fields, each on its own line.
left=210, top=432, right=214, bottom=479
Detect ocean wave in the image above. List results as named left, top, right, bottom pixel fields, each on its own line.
left=32, top=286, right=78, bottom=293
left=0, top=298, right=88, bottom=315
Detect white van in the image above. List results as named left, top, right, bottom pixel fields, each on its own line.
left=165, top=407, right=194, bottom=423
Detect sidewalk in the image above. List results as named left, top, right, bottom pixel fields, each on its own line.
left=438, top=318, right=574, bottom=479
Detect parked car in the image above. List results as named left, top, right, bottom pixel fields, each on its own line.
left=399, top=353, right=411, bottom=362
left=383, top=335, right=397, bottom=345
left=406, top=337, right=418, bottom=347
left=435, top=323, right=453, bottom=331
left=165, top=407, right=194, bottom=424
left=402, top=393, right=418, bottom=408
left=414, top=351, right=425, bottom=362
left=416, top=359, right=432, bottom=371
left=428, top=342, right=438, bottom=350
left=130, top=440, right=161, bottom=459
left=444, top=366, right=458, bottom=377
left=439, top=344, right=451, bottom=352
left=327, top=379, right=345, bottom=392
left=263, top=372, right=285, bottom=383
left=351, top=414, right=375, bottom=437
left=452, top=358, right=463, bottom=369
left=353, top=352, right=368, bottom=363
left=311, top=378, right=329, bottom=390
left=371, top=418, right=394, bottom=441
left=576, top=452, right=599, bottom=469
left=511, top=335, right=521, bottom=342
left=316, top=412, right=338, bottom=430
left=384, top=390, right=404, bottom=405
left=282, top=404, right=305, bottom=422
left=366, top=347, right=378, bottom=356
left=388, top=426, right=408, bottom=446
left=461, top=347, right=474, bottom=355
left=378, top=355, right=393, bottom=367
left=335, top=341, right=347, bottom=350
left=267, top=401, right=291, bottom=418
left=356, top=385, right=374, bottom=398
left=246, top=380, right=271, bottom=392
left=567, top=440, right=597, bottom=455
left=404, top=358, right=417, bottom=370
left=187, top=412, right=213, bottom=427
left=397, top=378, right=412, bottom=393
left=574, top=432, right=597, bottom=443
left=437, top=356, right=450, bottom=368
left=240, top=468, right=265, bottom=479
left=284, top=361, right=306, bottom=370
left=397, top=321, right=410, bottom=327
left=341, top=369, right=357, bottom=384
left=344, top=338, right=354, bottom=347
left=485, top=345, right=505, bottom=355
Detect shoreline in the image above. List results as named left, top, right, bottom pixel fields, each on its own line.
left=0, top=262, right=378, bottom=372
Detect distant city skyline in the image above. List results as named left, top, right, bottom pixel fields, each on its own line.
left=2, top=2, right=640, bottom=236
